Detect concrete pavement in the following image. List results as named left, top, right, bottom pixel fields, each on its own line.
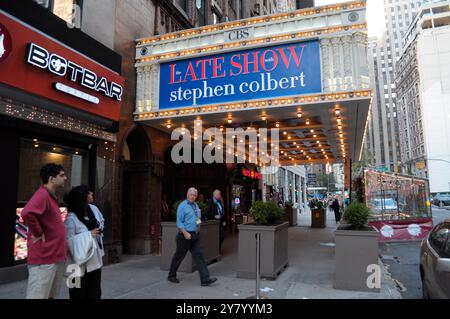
left=0, top=208, right=402, bottom=299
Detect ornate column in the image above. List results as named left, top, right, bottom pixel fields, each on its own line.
left=150, top=64, right=160, bottom=112
left=320, top=38, right=332, bottom=92
left=342, top=35, right=353, bottom=91
left=143, top=65, right=152, bottom=112
left=353, top=33, right=368, bottom=90
left=136, top=66, right=144, bottom=114
left=331, top=37, right=342, bottom=92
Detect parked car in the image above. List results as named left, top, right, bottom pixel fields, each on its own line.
left=420, top=219, right=450, bottom=299
left=432, top=195, right=450, bottom=207
left=369, top=198, right=398, bottom=212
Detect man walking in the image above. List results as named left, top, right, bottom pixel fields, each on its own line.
left=21, top=163, right=68, bottom=299
left=331, top=197, right=341, bottom=223
left=168, top=187, right=217, bottom=286
left=207, top=189, right=225, bottom=253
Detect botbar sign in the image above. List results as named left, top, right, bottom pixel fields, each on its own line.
left=159, top=40, right=321, bottom=109
left=0, top=11, right=124, bottom=122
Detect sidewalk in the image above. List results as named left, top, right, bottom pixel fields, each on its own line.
left=0, top=208, right=401, bottom=299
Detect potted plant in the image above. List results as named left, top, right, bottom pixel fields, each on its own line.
left=334, top=203, right=380, bottom=292
left=311, top=200, right=326, bottom=228
left=237, top=201, right=289, bottom=279
left=283, top=201, right=295, bottom=226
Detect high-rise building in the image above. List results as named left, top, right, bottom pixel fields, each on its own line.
left=365, top=0, right=430, bottom=172
left=297, top=0, right=315, bottom=9
left=275, top=0, right=296, bottom=13
left=396, top=0, right=450, bottom=193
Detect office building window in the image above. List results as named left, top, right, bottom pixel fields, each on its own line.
left=34, top=0, right=82, bottom=26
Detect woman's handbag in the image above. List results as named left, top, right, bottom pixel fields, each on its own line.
left=67, top=231, right=96, bottom=265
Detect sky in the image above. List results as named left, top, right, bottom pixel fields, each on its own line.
left=315, top=0, right=385, bottom=38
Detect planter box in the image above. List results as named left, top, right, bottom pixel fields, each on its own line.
left=237, top=222, right=289, bottom=279
left=160, top=220, right=220, bottom=272
left=334, top=226, right=380, bottom=292
left=284, top=206, right=297, bottom=226
left=311, top=208, right=326, bottom=228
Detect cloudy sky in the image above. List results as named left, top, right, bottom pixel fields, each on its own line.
left=315, top=0, right=385, bottom=37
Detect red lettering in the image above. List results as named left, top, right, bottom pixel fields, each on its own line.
left=260, top=49, right=278, bottom=72
left=183, top=62, right=198, bottom=82
left=277, top=45, right=306, bottom=69
left=169, top=64, right=182, bottom=84
left=242, top=51, right=260, bottom=74
left=195, top=59, right=209, bottom=80
left=230, top=54, right=243, bottom=76
left=212, top=57, right=226, bottom=78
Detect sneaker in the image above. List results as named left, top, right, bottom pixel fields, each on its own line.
left=201, top=277, right=217, bottom=286
left=168, top=276, right=180, bottom=283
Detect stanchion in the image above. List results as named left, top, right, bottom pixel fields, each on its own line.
left=247, top=232, right=268, bottom=299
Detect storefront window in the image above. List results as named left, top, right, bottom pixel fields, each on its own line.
left=288, top=171, right=294, bottom=203
left=15, top=138, right=89, bottom=262
left=278, top=168, right=286, bottom=201
left=17, top=138, right=89, bottom=204
left=295, top=175, right=300, bottom=204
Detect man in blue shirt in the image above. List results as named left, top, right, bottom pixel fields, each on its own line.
left=168, top=187, right=217, bottom=286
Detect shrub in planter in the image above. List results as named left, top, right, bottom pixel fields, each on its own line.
left=249, top=201, right=284, bottom=225
left=341, top=203, right=371, bottom=230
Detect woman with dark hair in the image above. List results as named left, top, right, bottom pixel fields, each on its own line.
left=64, top=185, right=104, bottom=299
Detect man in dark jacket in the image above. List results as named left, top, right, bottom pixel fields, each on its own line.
left=331, top=198, right=341, bottom=223
left=207, top=189, right=225, bottom=253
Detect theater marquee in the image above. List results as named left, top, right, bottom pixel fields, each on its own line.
left=159, top=41, right=321, bottom=109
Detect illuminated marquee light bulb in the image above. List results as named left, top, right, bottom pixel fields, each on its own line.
left=297, top=111, right=302, bottom=118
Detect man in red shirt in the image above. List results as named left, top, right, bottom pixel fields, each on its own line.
left=21, top=163, right=68, bottom=299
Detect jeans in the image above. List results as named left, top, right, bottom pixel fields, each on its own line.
left=169, top=232, right=210, bottom=283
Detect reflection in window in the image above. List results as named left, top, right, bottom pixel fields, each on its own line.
left=52, top=0, right=75, bottom=23
left=17, top=138, right=89, bottom=204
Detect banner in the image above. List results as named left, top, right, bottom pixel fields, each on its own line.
left=369, top=218, right=433, bottom=242
left=159, top=40, right=321, bottom=109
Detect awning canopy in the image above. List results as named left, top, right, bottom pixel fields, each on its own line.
left=133, top=1, right=371, bottom=166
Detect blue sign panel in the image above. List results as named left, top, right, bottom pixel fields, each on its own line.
left=159, top=40, right=322, bottom=109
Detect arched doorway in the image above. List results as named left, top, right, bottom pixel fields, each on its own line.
left=121, top=127, right=161, bottom=255
left=163, top=146, right=227, bottom=216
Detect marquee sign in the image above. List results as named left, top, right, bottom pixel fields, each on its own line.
left=159, top=40, right=321, bottom=110
left=0, top=11, right=125, bottom=121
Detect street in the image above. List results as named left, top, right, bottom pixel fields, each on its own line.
left=379, top=206, right=450, bottom=299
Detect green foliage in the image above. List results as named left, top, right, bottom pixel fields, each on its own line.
left=343, top=203, right=370, bottom=230
left=172, top=200, right=183, bottom=214
left=172, top=200, right=207, bottom=218
left=249, top=201, right=284, bottom=225
left=197, top=201, right=208, bottom=217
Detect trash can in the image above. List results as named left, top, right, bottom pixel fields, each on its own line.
left=311, top=208, right=326, bottom=228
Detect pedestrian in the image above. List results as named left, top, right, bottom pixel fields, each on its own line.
left=64, top=185, right=104, bottom=299
left=207, top=189, right=225, bottom=253
left=168, top=187, right=217, bottom=286
left=331, top=197, right=341, bottom=223
left=21, top=163, right=68, bottom=299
